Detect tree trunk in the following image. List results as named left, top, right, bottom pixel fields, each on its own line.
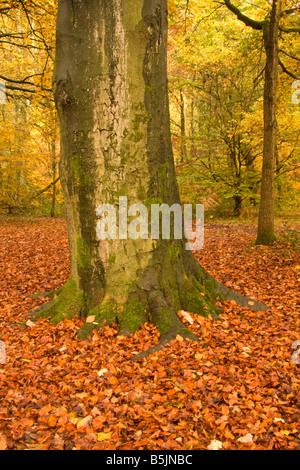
left=255, top=0, right=279, bottom=245
left=245, top=150, right=257, bottom=206
left=233, top=194, right=242, bottom=216
left=50, top=140, right=56, bottom=218
left=275, top=143, right=282, bottom=208
left=32, top=0, right=267, bottom=354
left=190, top=97, right=196, bottom=157
left=179, top=89, right=187, bottom=162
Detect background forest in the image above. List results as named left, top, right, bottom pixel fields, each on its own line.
left=0, top=0, right=299, bottom=220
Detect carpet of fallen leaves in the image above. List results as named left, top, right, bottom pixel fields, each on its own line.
left=0, top=217, right=299, bottom=451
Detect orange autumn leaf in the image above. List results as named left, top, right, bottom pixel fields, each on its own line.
left=48, top=415, right=57, bottom=427
left=0, top=434, right=7, bottom=451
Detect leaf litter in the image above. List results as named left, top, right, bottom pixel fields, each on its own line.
left=0, top=218, right=299, bottom=450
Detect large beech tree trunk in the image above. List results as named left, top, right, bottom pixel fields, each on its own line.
left=33, top=0, right=266, bottom=355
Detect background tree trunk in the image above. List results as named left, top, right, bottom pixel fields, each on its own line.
left=255, top=1, right=279, bottom=245
left=33, top=0, right=267, bottom=351
left=50, top=140, right=57, bottom=218
left=179, top=89, right=187, bottom=162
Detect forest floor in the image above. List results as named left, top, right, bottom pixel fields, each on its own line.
left=0, top=217, right=299, bottom=450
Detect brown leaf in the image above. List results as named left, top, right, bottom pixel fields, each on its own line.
left=0, top=434, right=7, bottom=450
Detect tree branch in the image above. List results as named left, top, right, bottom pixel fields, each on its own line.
left=5, top=83, right=35, bottom=93
left=30, top=177, right=60, bottom=200
left=0, top=74, right=36, bottom=86
left=281, top=7, right=300, bottom=16
left=279, top=49, right=300, bottom=62
left=279, top=26, right=300, bottom=33
left=278, top=58, right=297, bottom=79
left=223, top=0, right=263, bottom=30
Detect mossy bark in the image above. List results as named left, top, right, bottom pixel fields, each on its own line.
left=31, top=0, right=267, bottom=354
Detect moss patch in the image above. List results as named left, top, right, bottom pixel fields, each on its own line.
left=77, top=302, right=118, bottom=339
left=155, top=308, right=174, bottom=335
left=179, top=278, right=217, bottom=318
left=77, top=298, right=149, bottom=339
left=90, top=302, right=118, bottom=326
left=76, top=237, right=91, bottom=269
left=35, top=278, right=85, bottom=323
left=70, top=154, right=91, bottom=187
left=169, top=244, right=180, bottom=260
left=119, top=298, right=148, bottom=336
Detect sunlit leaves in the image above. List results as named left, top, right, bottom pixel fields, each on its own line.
left=168, top=0, right=300, bottom=214
left=0, top=1, right=60, bottom=215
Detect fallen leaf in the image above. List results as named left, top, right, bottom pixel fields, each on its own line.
left=176, top=334, right=184, bottom=342
left=274, top=417, right=285, bottom=423
left=48, top=415, right=57, bottom=427
left=97, top=432, right=112, bottom=442
left=92, top=415, right=106, bottom=430
left=0, top=434, right=7, bottom=450
left=77, top=415, right=92, bottom=428
left=237, top=433, right=253, bottom=443
left=86, top=315, right=96, bottom=324
left=180, top=310, right=194, bottom=324
left=76, top=392, right=88, bottom=399
left=69, top=412, right=80, bottom=425
left=224, top=429, right=235, bottom=439
left=207, top=439, right=223, bottom=450
left=97, top=368, right=108, bottom=377
left=195, top=352, right=203, bottom=361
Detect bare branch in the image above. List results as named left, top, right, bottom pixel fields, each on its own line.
left=281, top=7, right=300, bottom=16
left=279, top=49, right=300, bottom=62
left=279, top=26, right=300, bottom=33
left=0, top=74, right=36, bottom=86
left=30, top=177, right=60, bottom=200
left=278, top=58, right=297, bottom=79
left=223, top=0, right=263, bottom=30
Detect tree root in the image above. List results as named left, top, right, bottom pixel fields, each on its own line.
left=26, top=278, right=85, bottom=322
left=27, top=287, right=63, bottom=300
left=25, top=299, right=56, bottom=318
left=22, top=251, right=268, bottom=362
left=198, top=266, right=268, bottom=312
left=129, top=326, right=199, bottom=361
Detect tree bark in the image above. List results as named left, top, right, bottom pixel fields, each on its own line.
left=179, top=89, right=187, bottom=162
left=50, top=140, right=57, bottom=218
left=255, top=1, right=279, bottom=245
left=224, top=0, right=280, bottom=245
left=31, top=0, right=267, bottom=354
left=233, top=194, right=242, bottom=216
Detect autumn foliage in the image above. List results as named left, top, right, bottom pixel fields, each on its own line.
left=0, top=218, right=299, bottom=450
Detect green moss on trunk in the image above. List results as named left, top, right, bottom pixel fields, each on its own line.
left=35, top=278, right=85, bottom=323
left=255, top=230, right=276, bottom=246
left=76, top=237, right=91, bottom=269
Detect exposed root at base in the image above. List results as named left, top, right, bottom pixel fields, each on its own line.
left=25, top=299, right=56, bottom=318
left=21, top=258, right=268, bottom=362
left=129, top=326, right=200, bottom=361
left=27, top=287, right=62, bottom=300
